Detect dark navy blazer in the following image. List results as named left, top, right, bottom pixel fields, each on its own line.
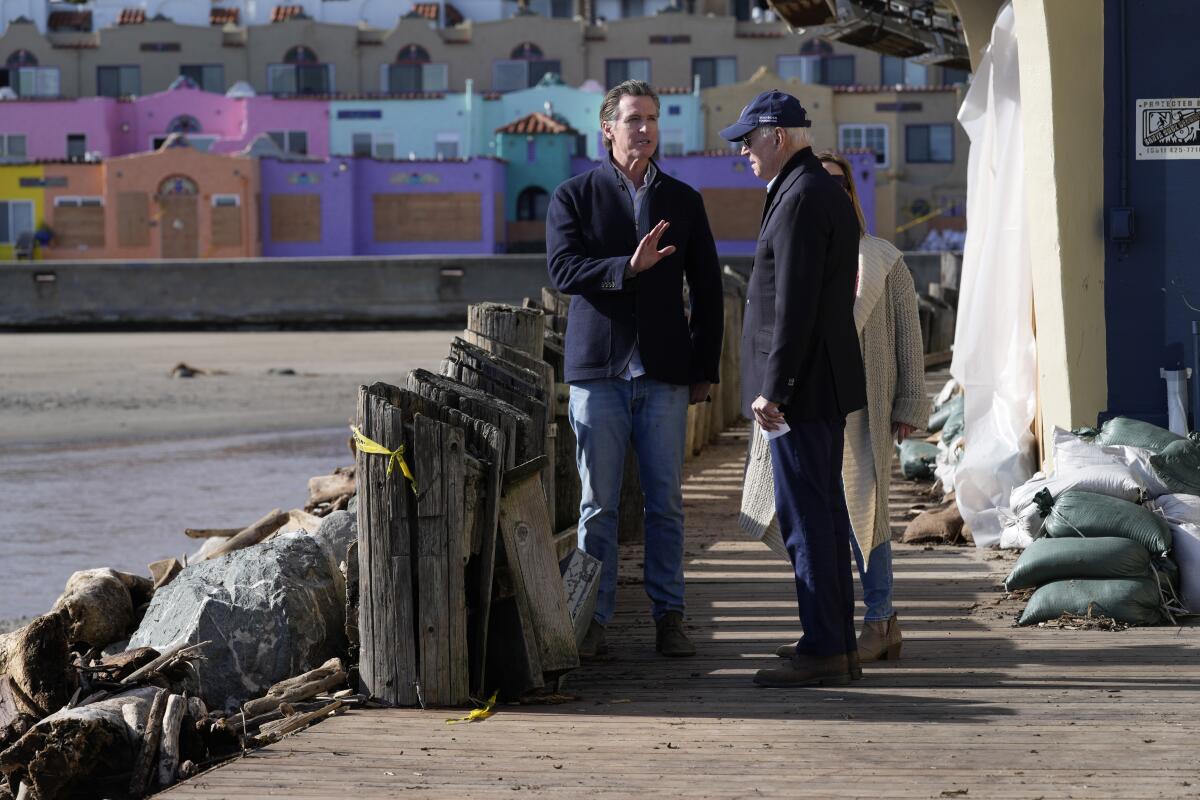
left=546, top=160, right=724, bottom=387
left=741, top=147, right=867, bottom=422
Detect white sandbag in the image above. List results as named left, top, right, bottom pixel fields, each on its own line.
left=1050, top=427, right=1169, bottom=496
left=1009, top=464, right=1146, bottom=513
left=998, top=513, right=1035, bottom=550
left=1147, top=494, right=1200, bottom=526
left=1164, top=520, right=1200, bottom=613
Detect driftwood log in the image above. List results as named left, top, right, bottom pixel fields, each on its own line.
left=128, top=688, right=167, bottom=797
left=307, top=469, right=356, bottom=506
left=155, top=694, right=185, bottom=788
left=241, top=657, right=346, bottom=720
left=0, top=687, right=158, bottom=800
left=201, top=509, right=289, bottom=561
left=0, top=613, right=77, bottom=722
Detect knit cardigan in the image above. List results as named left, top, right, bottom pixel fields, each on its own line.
left=740, top=234, right=930, bottom=558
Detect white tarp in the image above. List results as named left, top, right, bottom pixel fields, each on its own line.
left=950, top=2, right=1037, bottom=548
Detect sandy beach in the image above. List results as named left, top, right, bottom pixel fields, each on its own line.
left=0, top=330, right=457, bottom=622
left=0, top=330, right=457, bottom=447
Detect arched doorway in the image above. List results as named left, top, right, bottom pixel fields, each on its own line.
left=157, top=174, right=199, bottom=259
left=516, top=186, right=549, bottom=221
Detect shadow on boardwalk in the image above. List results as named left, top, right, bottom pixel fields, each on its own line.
left=165, top=421, right=1200, bottom=800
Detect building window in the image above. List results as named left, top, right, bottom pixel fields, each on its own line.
left=97, top=65, right=141, bottom=98
left=152, top=134, right=217, bottom=151
left=692, top=57, right=736, bottom=89
left=384, top=44, right=448, bottom=93
left=549, top=0, right=573, bottom=17
left=779, top=43, right=854, bottom=86
left=906, top=124, right=954, bottom=163
left=54, top=196, right=103, bottom=207
left=516, top=186, right=549, bottom=221
left=620, top=0, right=645, bottom=16
left=660, top=129, right=685, bottom=157
left=66, top=133, right=87, bottom=159
left=167, top=115, right=203, bottom=134
left=493, top=43, right=560, bottom=92
left=943, top=66, right=970, bottom=85
left=158, top=175, right=198, bottom=195
left=435, top=132, right=460, bottom=160
left=351, top=132, right=372, bottom=157
left=881, top=56, right=928, bottom=87
left=268, top=130, right=308, bottom=155
left=0, top=134, right=27, bottom=161
left=839, top=124, right=889, bottom=167
left=1, top=51, right=59, bottom=97
left=605, top=58, right=650, bottom=89
left=212, top=194, right=240, bottom=207
left=268, top=46, right=333, bottom=95
left=351, top=132, right=395, bottom=159
left=180, top=64, right=225, bottom=93
left=0, top=200, right=35, bottom=244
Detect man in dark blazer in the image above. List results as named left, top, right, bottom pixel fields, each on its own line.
left=546, top=80, right=724, bottom=660
left=722, top=90, right=867, bottom=687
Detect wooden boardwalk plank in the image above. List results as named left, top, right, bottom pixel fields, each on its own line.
left=165, top=377, right=1200, bottom=799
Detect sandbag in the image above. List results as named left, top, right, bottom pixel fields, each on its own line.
left=941, top=400, right=966, bottom=444
left=898, top=439, right=939, bottom=480
left=1075, top=417, right=1183, bottom=453
left=1051, top=428, right=1168, bottom=496
left=1150, top=438, right=1200, bottom=496
left=903, top=502, right=970, bottom=545
left=1168, top=521, right=1200, bottom=613
left=1005, top=537, right=1152, bottom=591
left=928, top=394, right=963, bottom=434
left=1018, top=577, right=1166, bottom=626
left=1039, top=490, right=1172, bottom=558
left=1009, top=465, right=1145, bottom=513
left=1148, top=493, right=1200, bottom=525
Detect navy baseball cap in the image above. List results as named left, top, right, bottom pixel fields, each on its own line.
left=719, top=90, right=812, bottom=141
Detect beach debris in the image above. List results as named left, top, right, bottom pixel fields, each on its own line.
left=305, top=466, right=356, bottom=515
left=903, top=501, right=971, bottom=546
left=50, top=569, right=152, bottom=650
left=199, top=509, right=289, bottom=562
left=168, top=363, right=226, bottom=379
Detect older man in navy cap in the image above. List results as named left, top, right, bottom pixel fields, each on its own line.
left=723, top=90, right=867, bottom=687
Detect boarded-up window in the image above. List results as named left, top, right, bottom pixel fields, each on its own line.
left=494, top=192, right=504, bottom=245
left=117, top=192, right=150, bottom=247
left=53, top=206, right=105, bottom=248
left=269, top=194, right=321, bottom=242
left=211, top=205, right=243, bottom=247
left=373, top=193, right=481, bottom=242
left=699, top=189, right=764, bottom=242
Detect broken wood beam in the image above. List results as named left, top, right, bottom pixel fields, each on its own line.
left=156, top=693, right=185, bottom=788
left=128, top=688, right=167, bottom=798
left=201, top=509, right=289, bottom=561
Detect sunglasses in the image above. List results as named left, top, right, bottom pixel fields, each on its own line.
left=738, top=131, right=758, bottom=149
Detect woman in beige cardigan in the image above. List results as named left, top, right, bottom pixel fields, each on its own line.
left=740, top=151, right=928, bottom=662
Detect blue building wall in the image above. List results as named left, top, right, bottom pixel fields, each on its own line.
left=1102, top=0, right=1200, bottom=426
left=499, top=132, right=573, bottom=222
left=329, top=96, right=474, bottom=160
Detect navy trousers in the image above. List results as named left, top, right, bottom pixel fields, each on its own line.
left=768, top=417, right=857, bottom=658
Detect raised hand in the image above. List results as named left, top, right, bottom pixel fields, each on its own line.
left=630, top=220, right=677, bottom=274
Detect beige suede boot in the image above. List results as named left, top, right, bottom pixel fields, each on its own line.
left=858, top=613, right=902, bottom=662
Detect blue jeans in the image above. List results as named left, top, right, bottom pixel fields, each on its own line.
left=850, top=538, right=895, bottom=622
left=569, top=377, right=689, bottom=625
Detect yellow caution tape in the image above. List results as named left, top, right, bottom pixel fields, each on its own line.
left=445, top=691, right=498, bottom=725
left=350, top=425, right=417, bottom=495
left=894, top=206, right=947, bottom=234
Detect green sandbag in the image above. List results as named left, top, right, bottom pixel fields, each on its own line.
left=941, top=401, right=966, bottom=443
left=1005, top=537, right=1151, bottom=591
left=898, top=438, right=939, bottom=480
left=1150, top=438, right=1200, bottom=496
left=1074, top=417, right=1183, bottom=453
left=1039, top=490, right=1172, bottom=557
left=928, top=394, right=963, bottom=434
left=1018, top=577, right=1166, bottom=626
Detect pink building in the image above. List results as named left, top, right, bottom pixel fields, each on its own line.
left=0, top=85, right=330, bottom=161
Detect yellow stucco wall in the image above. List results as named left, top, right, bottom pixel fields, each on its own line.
left=1013, top=0, right=1107, bottom=460
left=0, top=163, right=45, bottom=261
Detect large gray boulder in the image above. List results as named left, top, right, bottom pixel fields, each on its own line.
left=316, top=511, right=357, bottom=566
left=128, top=529, right=350, bottom=712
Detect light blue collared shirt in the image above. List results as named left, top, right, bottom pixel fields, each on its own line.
left=615, top=160, right=658, bottom=381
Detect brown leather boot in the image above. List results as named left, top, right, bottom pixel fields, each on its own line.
left=753, top=652, right=851, bottom=687
left=655, top=611, right=696, bottom=657
left=847, top=650, right=863, bottom=680
left=774, top=640, right=799, bottom=658
left=858, top=613, right=902, bottom=662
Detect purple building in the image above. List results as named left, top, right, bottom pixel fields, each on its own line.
left=259, top=157, right=506, bottom=257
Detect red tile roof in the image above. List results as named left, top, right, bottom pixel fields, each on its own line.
left=495, top=111, right=578, bottom=135
left=656, top=86, right=693, bottom=95
left=271, top=5, right=306, bottom=22
left=118, top=7, right=145, bottom=24
left=47, top=10, right=92, bottom=31
left=211, top=7, right=240, bottom=25
left=735, top=30, right=785, bottom=39
left=411, top=2, right=465, bottom=25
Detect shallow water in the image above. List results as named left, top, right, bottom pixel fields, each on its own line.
left=0, top=428, right=348, bottom=619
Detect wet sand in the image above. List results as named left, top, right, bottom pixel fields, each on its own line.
left=0, top=330, right=456, bottom=619
left=0, top=330, right=456, bottom=447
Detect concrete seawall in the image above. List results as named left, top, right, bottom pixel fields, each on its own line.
left=0, top=252, right=954, bottom=329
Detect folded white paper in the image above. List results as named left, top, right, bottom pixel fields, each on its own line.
left=759, top=421, right=791, bottom=441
